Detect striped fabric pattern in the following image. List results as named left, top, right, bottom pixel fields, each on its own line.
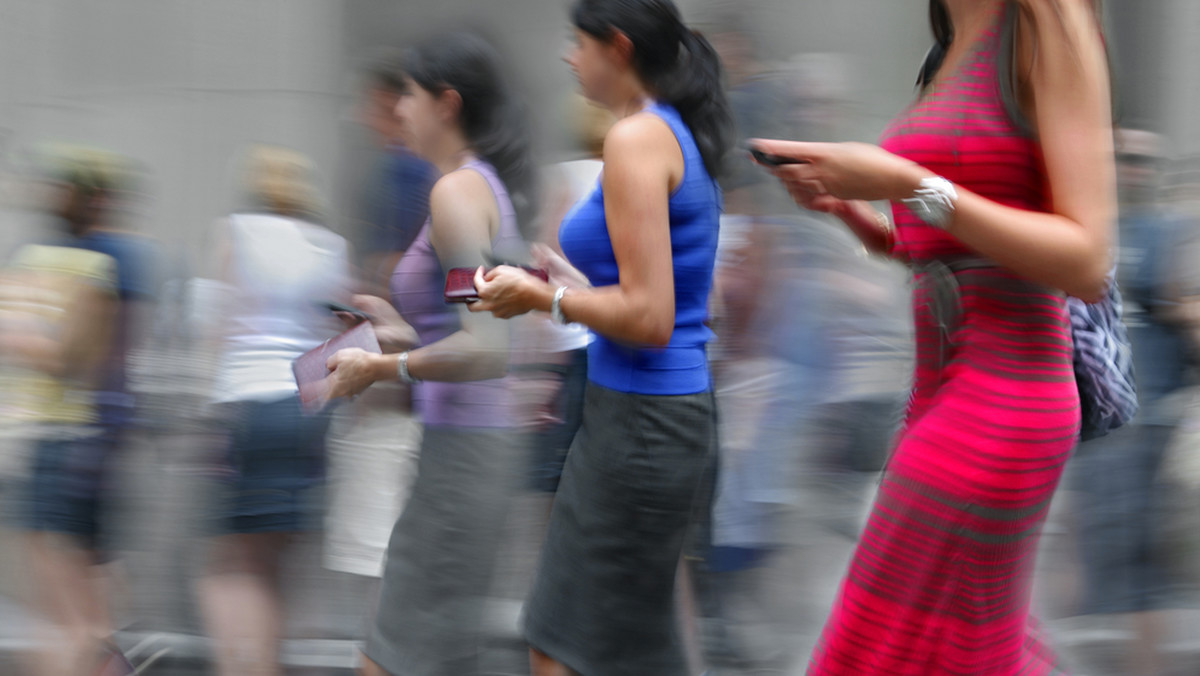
left=808, top=6, right=1077, bottom=675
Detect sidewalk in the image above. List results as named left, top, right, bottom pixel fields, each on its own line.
left=2, top=424, right=1199, bottom=675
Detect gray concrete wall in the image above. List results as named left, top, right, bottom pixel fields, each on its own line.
left=0, top=0, right=346, bottom=265
left=1159, top=0, right=1200, bottom=156
left=1, top=0, right=1195, bottom=268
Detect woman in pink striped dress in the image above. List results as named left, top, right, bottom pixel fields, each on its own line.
left=753, top=0, right=1114, bottom=673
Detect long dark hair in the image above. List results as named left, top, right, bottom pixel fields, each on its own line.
left=404, top=32, right=538, bottom=238
left=929, top=0, right=953, bottom=51
left=928, top=0, right=1108, bottom=55
left=925, top=0, right=1113, bottom=104
left=572, top=0, right=734, bottom=178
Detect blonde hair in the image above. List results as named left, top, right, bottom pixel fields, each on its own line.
left=244, top=145, right=322, bottom=220
left=43, top=144, right=137, bottom=194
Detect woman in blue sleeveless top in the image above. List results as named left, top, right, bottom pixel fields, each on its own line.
left=473, top=1, right=733, bottom=673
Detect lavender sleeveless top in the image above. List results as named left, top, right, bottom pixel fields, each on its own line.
left=390, top=159, right=522, bottom=428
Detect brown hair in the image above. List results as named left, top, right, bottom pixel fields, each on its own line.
left=928, top=0, right=1105, bottom=50
left=925, top=0, right=1114, bottom=117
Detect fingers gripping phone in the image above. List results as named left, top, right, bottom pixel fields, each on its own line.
left=745, top=143, right=810, bottom=167
left=444, top=267, right=482, bottom=304
left=443, top=265, right=549, bottom=304
left=322, top=300, right=372, bottom=322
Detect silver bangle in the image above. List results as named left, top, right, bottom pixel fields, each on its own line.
left=396, top=350, right=420, bottom=384
left=550, top=286, right=569, bottom=326
left=901, top=176, right=958, bottom=231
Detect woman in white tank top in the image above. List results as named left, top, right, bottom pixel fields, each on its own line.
left=199, top=145, right=351, bottom=676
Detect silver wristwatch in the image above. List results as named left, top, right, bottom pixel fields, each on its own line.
left=396, top=350, right=420, bottom=384
left=550, top=286, right=569, bottom=326
left=902, top=176, right=958, bottom=230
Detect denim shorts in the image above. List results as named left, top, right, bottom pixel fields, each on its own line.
left=211, top=395, right=331, bottom=533
left=22, top=427, right=115, bottom=550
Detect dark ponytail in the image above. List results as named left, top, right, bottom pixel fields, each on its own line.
left=929, top=0, right=952, bottom=51
left=571, top=0, right=734, bottom=178
left=920, top=0, right=952, bottom=89
left=404, top=32, right=539, bottom=239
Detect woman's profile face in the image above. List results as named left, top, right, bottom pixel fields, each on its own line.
left=565, top=29, right=623, bottom=107
left=393, top=76, right=441, bottom=158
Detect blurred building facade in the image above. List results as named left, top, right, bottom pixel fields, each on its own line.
left=1, top=0, right=1193, bottom=260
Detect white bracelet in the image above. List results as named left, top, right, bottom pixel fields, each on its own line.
left=550, top=286, right=569, bottom=326
left=902, top=176, right=958, bottom=231
left=396, top=351, right=420, bottom=384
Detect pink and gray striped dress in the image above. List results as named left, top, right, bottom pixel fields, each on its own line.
left=809, top=5, right=1078, bottom=675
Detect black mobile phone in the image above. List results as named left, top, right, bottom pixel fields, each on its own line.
left=746, top=144, right=809, bottom=167
left=322, top=301, right=372, bottom=322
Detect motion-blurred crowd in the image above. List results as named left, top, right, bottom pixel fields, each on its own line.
left=0, top=4, right=1198, bottom=676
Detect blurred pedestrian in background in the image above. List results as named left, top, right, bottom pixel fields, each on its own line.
left=472, top=0, right=732, bottom=673
left=756, top=0, right=1117, bottom=672
left=708, top=15, right=794, bottom=218
left=0, top=149, right=134, bottom=675
left=319, top=57, right=431, bottom=606
left=696, top=17, right=803, bottom=669
left=322, top=31, right=535, bottom=676
left=681, top=18, right=909, bottom=669
left=1155, top=157, right=1200, bottom=612
left=352, top=57, right=440, bottom=297
left=1069, top=128, right=1199, bottom=676
left=198, top=145, right=351, bottom=676
left=523, top=94, right=610, bottom=499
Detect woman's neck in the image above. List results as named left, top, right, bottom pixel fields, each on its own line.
left=943, top=0, right=1003, bottom=44
left=607, top=76, right=654, bottom=119
left=428, top=129, right=475, bottom=176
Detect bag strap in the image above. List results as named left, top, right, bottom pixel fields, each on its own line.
left=912, top=257, right=999, bottom=379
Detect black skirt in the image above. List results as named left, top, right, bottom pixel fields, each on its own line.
left=364, top=424, right=521, bottom=676
left=523, top=383, right=716, bottom=676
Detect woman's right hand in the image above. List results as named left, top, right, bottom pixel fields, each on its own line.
left=791, top=191, right=857, bottom=218
left=776, top=185, right=877, bottom=233
left=341, top=294, right=418, bottom=353
left=531, top=243, right=591, bottom=290
left=777, top=189, right=893, bottom=255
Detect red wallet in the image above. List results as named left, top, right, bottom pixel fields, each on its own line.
left=292, top=321, right=382, bottom=414
left=444, top=266, right=549, bottom=303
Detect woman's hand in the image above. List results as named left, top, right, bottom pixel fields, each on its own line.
left=341, top=294, right=418, bottom=353
left=471, top=265, right=549, bottom=319
left=531, top=243, right=591, bottom=290
left=749, top=139, right=930, bottom=203
left=325, top=347, right=390, bottom=400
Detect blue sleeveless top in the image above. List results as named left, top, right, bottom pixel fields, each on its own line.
left=558, top=101, right=721, bottom=395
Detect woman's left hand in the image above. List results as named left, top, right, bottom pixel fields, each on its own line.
left=470, top=265, right=545, bottom=319
left=749, top=139, right=930, bottom=203
left=325, top=347, right=387, bottom=400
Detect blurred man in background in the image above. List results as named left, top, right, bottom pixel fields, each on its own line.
left=353, top=59, right=439, bottom=295
left=319, top=58, right=431, bottom=621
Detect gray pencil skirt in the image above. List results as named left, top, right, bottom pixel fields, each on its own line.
left=523, top=383, right=717, bottom=676
left=363, top=424, right=520, bottom=676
